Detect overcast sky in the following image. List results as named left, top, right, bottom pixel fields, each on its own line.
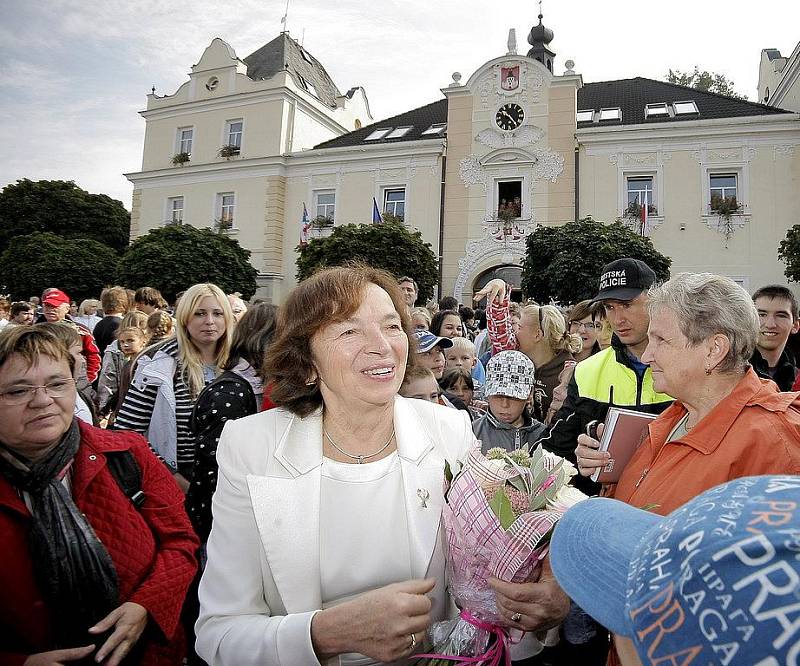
left=1, top=0, right=798, bottom=209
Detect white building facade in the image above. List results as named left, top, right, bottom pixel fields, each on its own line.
left=126, top=25, right=800, bottom=303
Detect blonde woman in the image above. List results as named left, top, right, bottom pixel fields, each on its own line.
left=475, top=280, right=581, bottom=421
left=113, top=283, right=233, bottom=491
left=73, top=299, right=102, bottom=332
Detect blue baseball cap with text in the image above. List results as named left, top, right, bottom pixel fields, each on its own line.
left=550, top=475, right=800, bottom=665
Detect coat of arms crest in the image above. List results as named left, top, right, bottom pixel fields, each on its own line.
left=501, top=65, right=520, bottom=91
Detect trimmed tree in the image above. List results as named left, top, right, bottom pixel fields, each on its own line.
left=117, top=225, right=258, bottom=302
left=0, top=232, right=119, bottom=301
left=296, top=220, right=438, bottom=303
left=778, top=225, right=800, bottom=283
left=521, top=218, right=672, bottom=304
left=0, top=179, right=131, bottom=253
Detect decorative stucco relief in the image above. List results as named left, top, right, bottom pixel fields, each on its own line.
left=459, top=156, right=488, bottom=189
left=379, top=168, right=405, bottom=181
left=774, top=145, right=795, bottom=159
left=454, top=227, right=529, bottom=298
left=624, top=153, right=657, bottom=166
left=707, top=149, right=741, bottom=162
left=476, top=125, right=544, bottom=149
left=531, top=149, right=564, bottom=183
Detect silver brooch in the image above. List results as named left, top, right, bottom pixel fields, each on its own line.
left=417, top=488, right=430, bottom=508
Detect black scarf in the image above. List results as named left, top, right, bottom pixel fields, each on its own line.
left=0, top=420, right=119, bottom=647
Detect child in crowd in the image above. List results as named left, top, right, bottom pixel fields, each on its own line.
left=147, top=309, right=174, bottom=345
left=471, top=350, right=548, bottom=453
left=412, top=330, right=453, bottom=381
left=439, top=367, right=487, bottom=417
left=444, top=336, right=486, bottom=393
left=97, top=323, right=148, bottom=414
left=398, top=366, right=440, bottom=403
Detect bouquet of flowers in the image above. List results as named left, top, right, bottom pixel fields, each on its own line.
left=414, top=445, right=587, bottom=665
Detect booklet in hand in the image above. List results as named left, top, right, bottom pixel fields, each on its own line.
left=590, top=407, right=657, bottom=483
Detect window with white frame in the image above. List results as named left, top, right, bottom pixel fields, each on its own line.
left=166, top=196, right=184, bottom=224
left=177, top=127, right=193, bottom=155
left=386, top=127, right=412, bottom=139
left=365, top=128, right=392, bottom=141
left=673, top=100, right=699, bottom=115
left=626, top=176, right=655, bottom=213
left=314, top=190, right=335, bottom=221
left=645, top=103, right=669, bottom=118
left=576, top=109, right=594, bottom=123
left=383, top=188, right=406, bottom=219
left=225, top=120, right=243, bottom=149
left=599, top=108, right=622, bottom=121
left=709, top=173, right=737, bottom=207
left=421, top=123, right=446, bottom=135
left=216, top=193, right=235, bottom=227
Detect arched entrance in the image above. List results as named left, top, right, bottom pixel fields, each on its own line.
left=472, top=265, right=524, bottom=303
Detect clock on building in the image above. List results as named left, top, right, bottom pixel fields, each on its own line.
left=495, top=103, right=524, bottom=131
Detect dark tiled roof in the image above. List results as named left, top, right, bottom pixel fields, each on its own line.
left=312, top=77, right=793, bottom=149
left=244, top=33, right=341, bottom=107
left=314, top=99, right=447, bottom=149
left=577, top=77, right=791, bottom=126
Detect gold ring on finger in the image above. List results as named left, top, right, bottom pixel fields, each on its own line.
left=409, top=632, right=417, bottom=650
left=511, top=612, right=522, bottom=622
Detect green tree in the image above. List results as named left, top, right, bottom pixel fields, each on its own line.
left=665, top=67, right=748, bottom=100
left=0, top=232, right=119, bottom=301
left=296, top=220, right=438, bottom=303
left=521, top=218, right=671, bottom=304
left=117, top=225, right=258, bottom=302
left=0, top=179, right=131, bottom=253
left=778, top=225, right=800, bottom=283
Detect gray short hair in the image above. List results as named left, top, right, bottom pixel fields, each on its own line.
left=647, top=273, right=759, bottom=373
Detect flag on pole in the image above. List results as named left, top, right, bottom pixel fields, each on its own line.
left=640, top=198, right=648, bottom=237
left=372, top=197, right=383, bottom=224
left=300, top=203, right=310, bottom=246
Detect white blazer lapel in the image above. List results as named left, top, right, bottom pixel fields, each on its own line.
left=395, top=399, right=448, bottom=580
left=248, top=410, right=323, bottom=614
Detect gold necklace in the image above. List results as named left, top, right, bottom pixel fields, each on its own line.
left=323, top=428, right=395, bottom=464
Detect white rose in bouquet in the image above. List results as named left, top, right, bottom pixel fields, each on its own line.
left=547, top=484, right=588, bottom=513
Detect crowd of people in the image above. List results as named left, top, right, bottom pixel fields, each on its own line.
left=0, top=260, right=798, bottom=666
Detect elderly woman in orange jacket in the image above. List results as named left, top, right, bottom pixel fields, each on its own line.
left=575, top=272, right=800, bottom=665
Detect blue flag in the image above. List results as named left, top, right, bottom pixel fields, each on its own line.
left=372, top=197, right=383, bottom=224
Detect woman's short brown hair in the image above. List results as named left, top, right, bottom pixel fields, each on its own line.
left=0, top=325, right=75, bottom=374
left=265, top=264, right=414, bottom=417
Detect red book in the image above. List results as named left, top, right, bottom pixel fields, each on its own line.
left=591, top=407, right=657, bottom=483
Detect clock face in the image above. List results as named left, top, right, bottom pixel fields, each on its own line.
left=496, top=103, right=524, bottom=131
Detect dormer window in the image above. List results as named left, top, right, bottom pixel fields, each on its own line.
left=576, top=110, right=594, bottom=123
left=365, top=128, right=392, bottom=141
left=645, top=103, right=669, bottom=118
left=673, top=100, right=699, bottom=115
left=598, top=107, right=622, bottom=122
left=385, top=127, right=412, bottom=139
left=421, top=123, right=447, bottom=135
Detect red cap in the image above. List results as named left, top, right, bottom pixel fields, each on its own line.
left=43, top=289, right=70, bottom=307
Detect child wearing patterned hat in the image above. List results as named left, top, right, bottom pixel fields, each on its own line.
left=471, top=350, right=547, bottom=454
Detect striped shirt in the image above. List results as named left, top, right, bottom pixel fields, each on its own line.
left=114, top=339, right=201, bottom=473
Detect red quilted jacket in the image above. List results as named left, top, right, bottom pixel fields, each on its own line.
left=0, top=421, right=199, bottom=665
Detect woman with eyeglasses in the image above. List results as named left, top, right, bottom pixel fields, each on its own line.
left=567, top=300, right=604, bottom=363
left=474, top=280, right=581, bottom=423
left=0, top=326, right=198, bottom=666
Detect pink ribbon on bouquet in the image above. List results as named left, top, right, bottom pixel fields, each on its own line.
left=414, top=610, right=515, bottom=665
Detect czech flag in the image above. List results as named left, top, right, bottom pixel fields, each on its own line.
left=640, top=199, right=648, bottom=237
left=300, top=203, right=310, bottom=246
left=372, top=197, right=383, bottom=224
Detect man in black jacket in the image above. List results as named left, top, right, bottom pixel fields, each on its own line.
left=750, top=284, right=799, bottom=391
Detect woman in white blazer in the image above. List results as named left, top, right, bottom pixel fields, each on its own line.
left=196, top=265, right=477, bottom=665
left=196, top=266, right=568, bottom=665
